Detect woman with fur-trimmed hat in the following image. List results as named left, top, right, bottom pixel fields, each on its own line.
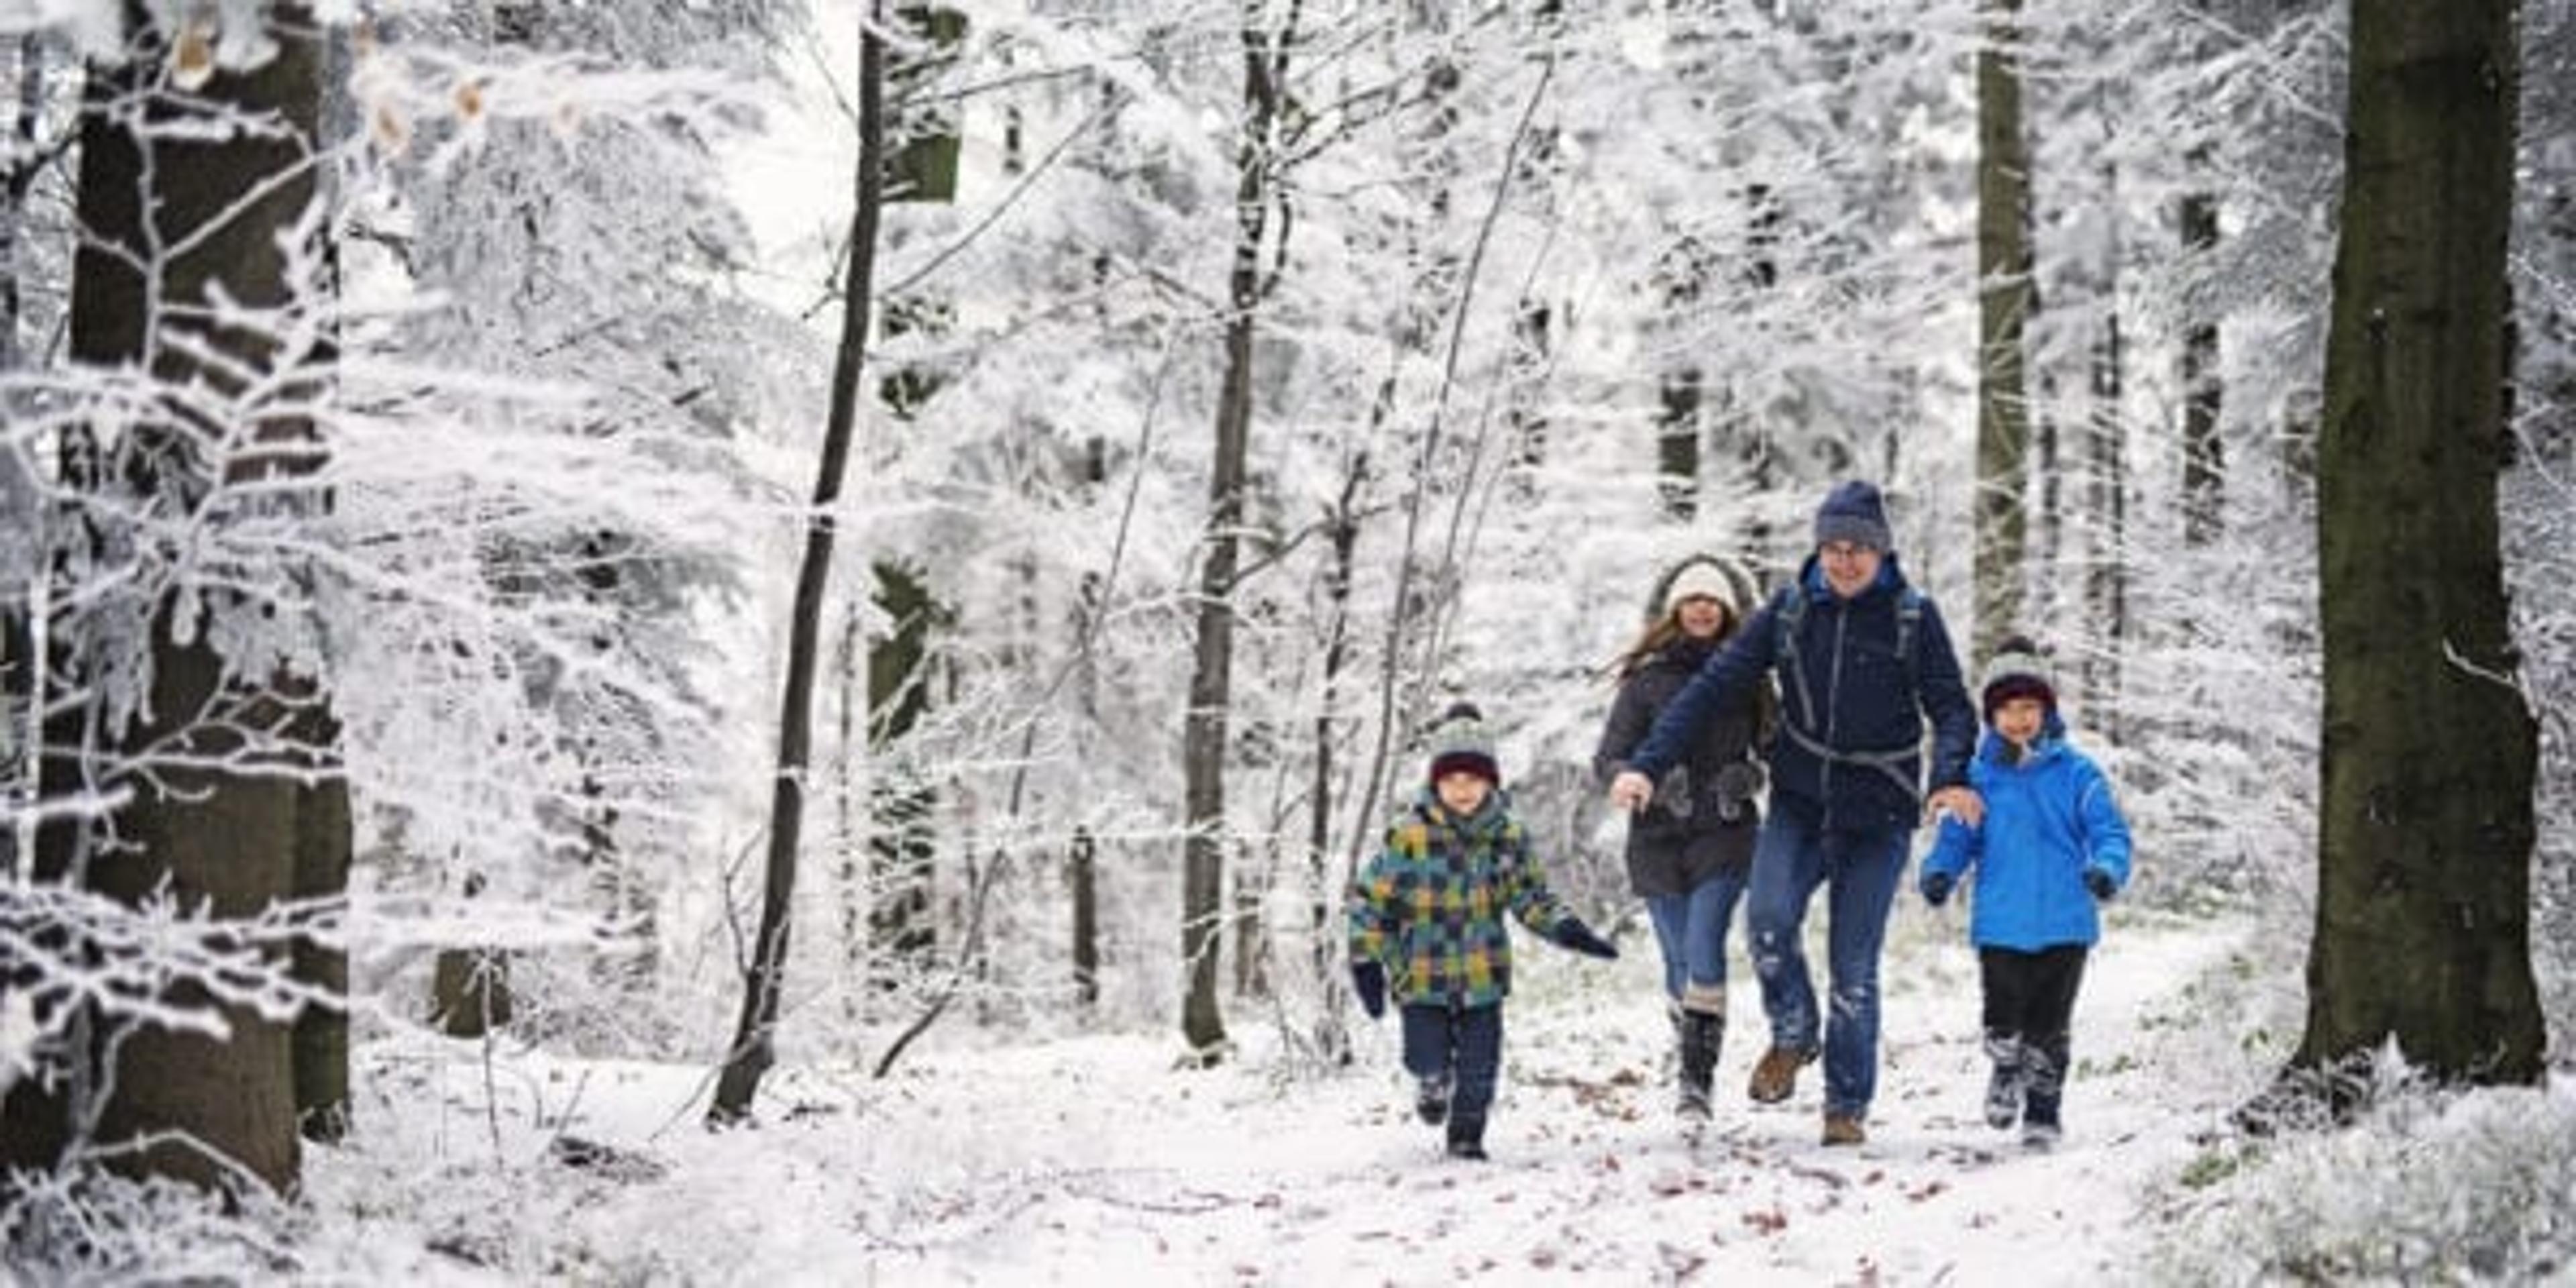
left=1915, top=635, right=2133, bottom=1148
left=1593, top=553, right=1771, bottom=1122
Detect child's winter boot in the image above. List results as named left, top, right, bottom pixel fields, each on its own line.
left=1415, top=1073, right=1452, bottom=1126
left=1445, top=1114, right=1489, bottom=1161
left=1677, top=1009, right=1723, bottom=1120
left=1981, top=1031, right=2026, bottom=1130
left=2021, top=1038, right=2066, bottom=1148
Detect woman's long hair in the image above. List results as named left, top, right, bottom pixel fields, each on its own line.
left=1608, top=604, right=1735, bottom=682
left=1607, top=554, right=1778, bottom=746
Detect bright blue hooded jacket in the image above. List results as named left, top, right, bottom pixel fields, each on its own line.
left=1919, top=713, right=2133, bottom=950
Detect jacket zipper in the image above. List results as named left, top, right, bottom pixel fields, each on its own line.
left=1822, top=596, right=1849, bottom=830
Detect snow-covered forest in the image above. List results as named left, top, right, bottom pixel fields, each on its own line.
left=2, top=0, right=2572, bottom=1281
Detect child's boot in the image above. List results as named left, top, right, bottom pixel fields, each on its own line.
left=1981, top=1031, right=2026, bottom=1130
left=1677, top=1008, right=1723, bottom=1120
left=1415, top=1073, right=1452, bottom=1126
left=2021, top=1034, right=2067, bottom=1148
left=1444, top=1112, right=1489, bottom=1161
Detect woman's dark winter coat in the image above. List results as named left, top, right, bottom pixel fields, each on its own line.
left=1594, top=635, right=1764, bottom=897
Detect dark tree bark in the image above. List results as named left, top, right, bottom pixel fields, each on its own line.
left=710, top=0, right=888, bottom=1125
left=2179, top=172, right=2224, bottom=548
left=1179, top=1, right=1297, bottom=1067
left=2288, top=0, right=2541, bottom=1110
left=1974, top=0, right=2034, bottom=663
left=1305, top=454, right=1362, bottom=1064
left=863, top=4, right=963, bottom=985
left=2, top=36, right=42, bottom=373
left=290, top=699, right=352, bottom=1142
left=2084, top=269, right=2127, bottom=745
left=0, top=5, right=331, bottom=1195
left=1069, top=826, right=1099, bottom=1008
left=431, top=874, right=512, bottom=1037
left=1652, top=239, right=1705, bottom=523
left=866, top=562, right=938, bottom=979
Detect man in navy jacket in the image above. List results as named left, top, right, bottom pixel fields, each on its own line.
left=1609, top=480, right=1980, bottom=1146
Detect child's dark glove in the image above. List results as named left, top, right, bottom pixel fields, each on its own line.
left=2083, top=868, right=2117, bottom=902
left=1350, top=961, right=1387, bottom=1019
left=1551, top=920, right=1619, bottom=960
left=1920, top=871, right=1956, bottom=908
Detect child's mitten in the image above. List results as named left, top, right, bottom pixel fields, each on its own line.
left=1350, top=960, right=1387, bottom=1018
left=2082, top=867, right=2117, bottom=902
left=1550, top=920, right=1619, bottom=960
left=1920, top=871, right=1955, bottom=907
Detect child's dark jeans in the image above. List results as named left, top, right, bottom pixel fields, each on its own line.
left=1401, top=1001, right=1503, bottom=1139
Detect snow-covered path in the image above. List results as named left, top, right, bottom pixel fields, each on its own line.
left=329, top=906, right=2254, bottom=1285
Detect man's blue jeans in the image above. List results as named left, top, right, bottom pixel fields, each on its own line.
left=1746, top=800, right=1911, bottom=1119
left=1646, top=867, right=1750, bottom=1010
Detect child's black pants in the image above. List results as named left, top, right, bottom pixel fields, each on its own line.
left=1978, top=944, right=2088, bottom=1121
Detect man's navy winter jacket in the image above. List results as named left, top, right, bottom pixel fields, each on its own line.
left=1622, top=553, right=1977, bottom=833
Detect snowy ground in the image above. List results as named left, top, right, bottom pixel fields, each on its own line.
left=309, top=904, right=2259, bottom=1285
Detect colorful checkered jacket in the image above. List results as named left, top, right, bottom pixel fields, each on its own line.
left=1347, top=788, right=1579, bottom=1010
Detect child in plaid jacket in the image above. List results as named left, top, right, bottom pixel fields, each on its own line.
left=1349, top=702, right=1619, bottom=1160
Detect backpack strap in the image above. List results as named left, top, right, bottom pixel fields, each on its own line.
left=1772, top=582, right=1930, bottom=796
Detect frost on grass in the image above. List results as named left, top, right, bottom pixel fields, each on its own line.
left=2149, top=1071, right=2576, bottom=1285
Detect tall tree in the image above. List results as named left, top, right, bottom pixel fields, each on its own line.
left=1, top=3, right=333, bottom=1194
left=2178, top=157, right=2224, bottom=548
left=2289, top=0, right=2541, bottom=1109
left=710, top=0, right=888, bottom=1124
left=865, top=1, right=967, bottom=989
left=1974, top=0, right=2034, bottom=661
left=1181, top=0, right=1297, bottom=1065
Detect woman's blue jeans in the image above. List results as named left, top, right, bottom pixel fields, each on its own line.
left=1646, top=867, right=1749, bottom=1011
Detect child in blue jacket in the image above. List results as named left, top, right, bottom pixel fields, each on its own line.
left=1917, top=637, right=2132, bottom=1148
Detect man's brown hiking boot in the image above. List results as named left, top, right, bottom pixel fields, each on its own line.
left=1821, top=1112, right=1866, bottom=1147
left=1747, top=1044, right=1817, bottom=1104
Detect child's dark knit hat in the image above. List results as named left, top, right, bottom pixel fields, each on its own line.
left=1813, top=480, right=1894, bottom=551
left=1426, top=702, right=1501, bottom=786
left=1978, top=635, right=2056, bottom=722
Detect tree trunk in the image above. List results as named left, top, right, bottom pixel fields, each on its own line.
left=1308, top=455, right=1362, bottom=1064
left=1069, top=826, right=1099, bottom=1008
left=291, top=699, right=352, bottom=1142
left=867, top=561, right=938, bottom=979
left=0, top=4, right=330, bottom=1195
left=431, top=950, right=513, bottom=1036
left=2289, top=0, right=2540, bottom=1109
left=709, top=0, right=888, bottom=1125
left=430, top=875, right=511, bottom=1036
left=2085, top=282, right=2126, bottom=744
left=2179, top=172, right=2224, bottom=548
left=2, top=36, right=42, bottom=372
left=864, top=4, right=963, bottom=986
left=1973, top=0, right=2033, bottom=663
left=1182, top=2, right=1292, bottom=1065
left=0, top=36, right=28, bottom=865
left=1656, top=368, right=1703, bottom=522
